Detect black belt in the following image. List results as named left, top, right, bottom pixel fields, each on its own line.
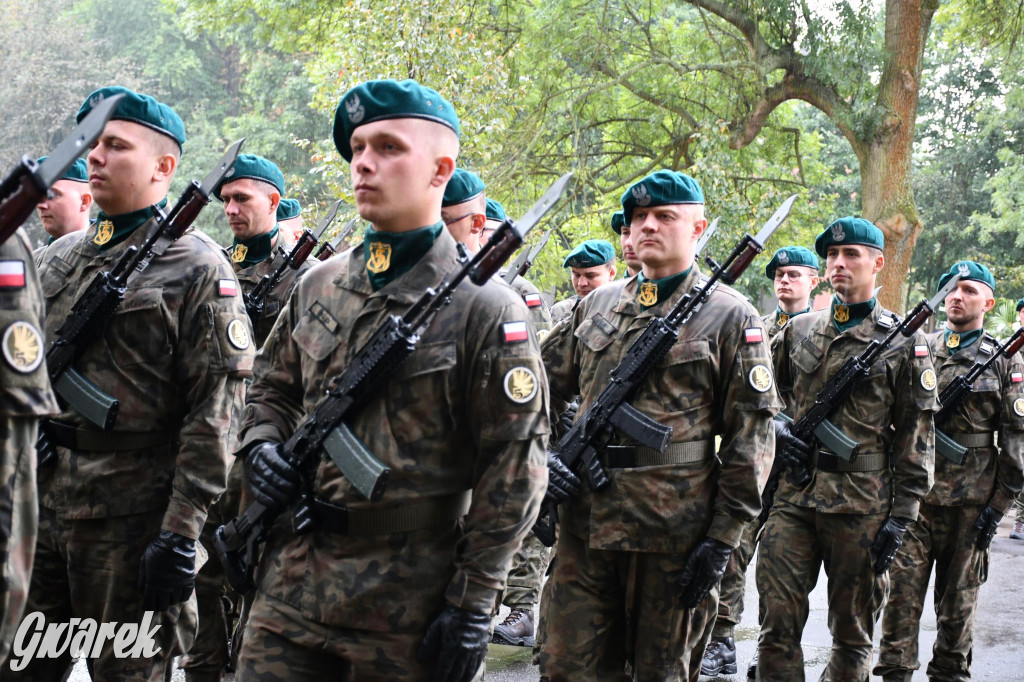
left=813, top=449, right=888, bottom=473
left=44, top=420, right=173, bottom=452
left=603, top=439, right=715, bottom=469
left=945, top=432, right=995, bottom=449
left=311, top=491, right=472, bottom=536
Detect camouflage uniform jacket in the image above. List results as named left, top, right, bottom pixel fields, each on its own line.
left=771, top=305, right=937, bottom=520
left=507, top=274, right=552, bottom=333
left=762, top=310, right=789, bottom=339
left=239, top=228, right=549, bottom=631
left=550, top=295, right=580, bottom=327
left=230, top=231, right=314, bottom=348
left=926, top=330, right=1024, bottom=512
left=36, top=218, right=254, bottom=539
left=542, top=268, right=782, bottom=552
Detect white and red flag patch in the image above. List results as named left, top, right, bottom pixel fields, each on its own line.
left=218, top=279, right=238, bottom=297
left=743, top=327, right=763, bottom=344
left=0, top=261, right=26, bottom=289
left=523, top=293, right=543, bottom=308
left=1012, top=372, right=1023, bottom=384
left=502, top=321, right=529, bottom=343
left=914, top=345, right=929, bottom=357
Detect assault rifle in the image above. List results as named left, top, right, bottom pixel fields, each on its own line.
left=759, top=273, right=962, bottom=523
left=0, top=94, right=123, bottom=246
left=214, top=172, right=574, bottom=594
left=244, top=199, right=341, bottom=321
left=42, top=139, right=244, bottom=432
left=934, top=327, right=1024, bottom=464
left=533, top=196, right=797, bottom=547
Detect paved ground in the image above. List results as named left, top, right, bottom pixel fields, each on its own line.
left=66, top=515, right=1024, bottom=680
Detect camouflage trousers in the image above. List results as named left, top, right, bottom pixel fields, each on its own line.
left=1015, top=490, right=1024, bottom=523
left=755, top=500, right=888, bottom=682
left=711, top=517, right=762, bottom=640
left=3, top=508, right=198, bottom=681
left=503, top=530, right=551, bottom=609
left=874, top=503, right=989, bottom=682
left=0, top=418, right=38, bottom=668
left=537, top=527, right=717, bottom=682
left=237, top=590, right=483, bottom=681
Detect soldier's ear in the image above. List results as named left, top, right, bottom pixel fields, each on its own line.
left=431, top=155, right=456, bottom=189
left=80, top=192, right=93, bottom=213
left=468, top=213, right=486, bottom=235
left=153, top=153, right=177, bottom=182
left=269, top=191, right=281, bottom=213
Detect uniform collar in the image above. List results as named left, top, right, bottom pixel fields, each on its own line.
left=775, top=305, right=810, bottom=329
left=339, top=226, right=458, bottom=305
left=92, top=199, right=167, bottom=252
left=942, top=326, right=983, bottom=354
left=230, top=225, right=279, bottom=267
left=362, top=221, right=444, bottom=292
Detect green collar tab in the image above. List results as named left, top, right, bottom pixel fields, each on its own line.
left=636, top=266, right=692, bottom=310
left=230, top=225, right=279, bottom=267
left=831, top=294, right=876, bottom=333
left=363, top=222, right=444, bottom=291
left=93, top=199, right=167, bottom=252
left=944, top=327, right=983, bottom=354
left=775, top=305, right=810, bottom=329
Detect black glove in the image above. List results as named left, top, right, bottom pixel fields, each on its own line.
left=678, top=537, right=733, bottom=608
left=417, top=604, right=491, bottom=682
left=972, top=505, right=1003, bottom=551
left=555, top=401, right=578, bottom=436
left=870, top=516, right=910, bottom=575
left=36, top=431, right=57, bottom=470
left=244, top=441, right=301, bottom=515
left=773, top=417, right=812, bottom=469
left=138, top=530, right=196, bottom=611
left=544, top=451, right=582, bottom=506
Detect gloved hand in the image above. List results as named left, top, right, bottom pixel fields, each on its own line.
left=581, top=452, right=610, bottom=492
left=417, top=603, right=491, bottom=682
left=544, top=451, right=582, bottom=505
left=36, top=431, right=56, bottom=470
left=773, top=417, right=812, bottom=469
left=972, top=505, right=1003, bottom=551
left=678, top=537, right=733, bottom=608
left=554, top=401, right=578, bottom=437
left=138, top=530, right=196, bottom=611
left=244, top=441, right=301, bottom=515
left=870, top=516, right=910, bottom=575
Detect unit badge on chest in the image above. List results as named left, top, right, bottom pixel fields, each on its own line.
left=366, top=242, right=391, bottom=274
left=94, top=220, right=114, bottom=246
left=833, top=304, right=850, bottom=324
left=637, top=281, right=658, bottom=307
left=231, top=244, right=248, bottom=263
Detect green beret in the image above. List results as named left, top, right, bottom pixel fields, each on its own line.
left=563, top=239, right=615, bottom=268
left=333, top=79, right=460, bottom=162
left=765, top=246, right=819, bottom=279
left=814, top=217, right=884, bottom=257
left=276, top=198, right=301, bottom=221
left=485, top=198, right=506, bottom=222
left=38, top=157, right=88, bottom=183
left=937, top=261, right=995, bottom=295
left=610, top=210, right=625, bottom=235
left=442, top=169, right=485, bottom=207
left=214, top=154, right=285, bottom=200
left=620, top=170, right=704, bottom=224
left=76, top=86, right=186, bottom=153
left=1017, top=298, right=1024, bottom=312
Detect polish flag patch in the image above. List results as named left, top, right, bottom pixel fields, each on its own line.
left=0, top=261, right=26, bottom=289
left=523, top=293, right=543, bottom=308
left=1012, top=372, right=1023, bottom=384
left=503, top=321, right=529, bottom=343
left=218, top=279, right=238, bottom=297
left=744, top=327, right=763, bottom=344
left=914, top=345, right=929, bottom=357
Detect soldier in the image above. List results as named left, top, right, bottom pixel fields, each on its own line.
left=1014, top=297, right=1024, bottom=541
left=277, top=198, right=303, bottom=242
left=538, top=170, right=781, bottom=681
left=548, top=239, right=616, bottom=326
left=756, top=217, right=937, bottom=681
left=611, top=209, right=641, bottom=277
left=483, top=197, right=506, bottom=236
left=234, top=78, right=548, bottom=681
left=701, top=244, right=820, bottom=678
left=0, top=228, right=59, bottom=667
left=7, top=85, right=254, bottom=681
left=34, top=157, right=92, bottom=244
left=874, top=262, right=1024, bottom=681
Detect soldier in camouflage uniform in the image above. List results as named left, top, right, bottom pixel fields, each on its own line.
left=276, top=198, right=303, bottom=242
left=874, top=262, right=1024, bottom=682
left=34, top=158, right=92, bottom=243
left=7, top=86, right=254, bottom=682
left=0, top=227, right=59, bottom=667
left=1012, top=298, right=1024, bottom=541
left=234, top=78, right=548, bottom=681
left=610, top=209, right=641, bottom=278
left=757, top=217, right=937, bottom=681
left=538, top=170, right=781, bottom=682
left=701, top=245, right=819, bottom=677
left=548, top=239, right=616, bottom=327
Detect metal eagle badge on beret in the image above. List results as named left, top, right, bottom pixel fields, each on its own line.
left=631, top=183, right=652, bottom=207
left=366, top=242, right=391, bottom=273
left=920, top=368, right=937, bottom=391
left=637, top=281, right=658, bottom=307
left=831, top=222, right=845, bottom=242
left=1014, top=398, right=1024, bottom=417
left=958, top=262, right=970, bottom=278
left=231, top=243, right=248, bottom=263
left=504, top=366, right=538, bottom=404
left=346, top=94, right=365, bottom=124
left=2, top=321, right=44, bottom=373
left=94, top=220, right=114, bottom=246
left=748, top=365, right=773, bottom=392
left=227, top=319, right=250, bottom=350
left=778, top=251, right=790, bottom=264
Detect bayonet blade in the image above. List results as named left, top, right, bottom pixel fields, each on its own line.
left=333, top=217, right=359, bottom=246
left=753, top=194, right=798, bottom=246
left=198, top=139, right=245, bottom=197
left=695, top=216, right=719, bottom=256
left=527, top=225, right=556, bottom=261
left=314, top=199, right=343, bottom=240
left=37, top=94, right=125, bottom=188
left=514, top=172, right=574, bottom=238
left=930, top=274, right=961, bottom=311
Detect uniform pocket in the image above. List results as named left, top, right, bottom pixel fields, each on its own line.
left=387, top=341, right=457, bottom=444
left=575, top=315, right=616, bottom=353
left=104, top=287, right=172, bottom=368
left=291, top=302, right=342, bottom=362
left=657, top=338, right=713, bottom=415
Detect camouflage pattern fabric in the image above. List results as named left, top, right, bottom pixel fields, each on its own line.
left=549, top=296, right=579, bottom=328
left=761, top=310, right=785, bottom=340
left=502, top=531, right=550, bottom=609
left=236, top=229, right=548, bottom=662
left=875, top=331, right=1024, bottom=681
left=757, top=305, right=937, bottom=681
left=0, top=229, right=58, bottom=667
left=538, top=268, right=781, bottom=681
left=507, top=274, right=552, bottom=333
left=711, top=517, right=760, bottom=640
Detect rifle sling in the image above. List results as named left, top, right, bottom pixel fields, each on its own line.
left=813, top=449, right=887, bottom=473
left=44, top=420, right=173, bottom=452
left=603, top=439, right=714, bottom=469
left=310, top=490, right=471, bottom=536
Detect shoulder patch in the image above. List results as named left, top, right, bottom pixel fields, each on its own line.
left=0, top=260, right=27, bottom=289
left=504, top=366, right=539, bottom=403
left=914, top=344, right=929, bottom=357
left=502, top=321, right=529, bottom=343
left=523, top=292, right=543, bottom=308
left=1015, top=398, right=1024, bottom=417
left=1011, top=371, right=1022, bottom=384
left=226, top=318, right=250, bottom=350
left=218, top=278, right=238, bottom=297
left=2, top=321, right=43, bottom=373
left=748, top=364, right=773, bottom=392
left=920, top=368, right=937, bottom=391
left=744, top=327, right=764, bottom=344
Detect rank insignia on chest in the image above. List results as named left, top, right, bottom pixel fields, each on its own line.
left=744, top=327, right=764, bottom=344
left=637, top=281, right=658, bottom=307
left=920, top=368, right=937, bottom=391
left=502, top=321, right=529, bottom=343
left=217, top=279, right=238, bottom=297
left=366, top=242, right=391, bottom=274
left=776, top=312, right=790, bottom=328
left=1014, top=398, right=1024, bottom=417
left=2, top=321, right=43, bottom=374
left=748, top=364, right=773, bottom=392
left=523, top=293, right=543, bottom=308
left=947, top=333, right=960, bottom=349
left=914, top=345, right=929, bottom=357
left=833, top=304, right=850, bottom=324
left=1011, top=372, right=1023, bottom=383
left=93, top=220, right=114, bottom=246
left=231, top=244, right=248, bottom=263
left=504, top=366, right=539, bottom=404
left=0, top=260, right=26, bottom=289
left=226, top=318, right=250, bottom=350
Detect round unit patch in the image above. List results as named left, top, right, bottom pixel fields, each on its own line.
left=748, top=364, right=773, bottom=393
left=227, top=319, right=250, bottom=350
left=1014, top=398, right=1024, bottom=417
left=2, top=321, right=44, bottom=374
left=504, top=366, right=539, bottom=404
left=920, top=368, right=937, bottom=391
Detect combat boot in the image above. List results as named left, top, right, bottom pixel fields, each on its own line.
left=700, top=636, right=737, bottom=676
left=1011, top=519, right=1024, bottom=540
left=747, top=648, right=758, bottom=679
left=491, top=607, right=535, bottom=647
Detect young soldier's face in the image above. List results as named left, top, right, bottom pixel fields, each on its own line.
left=86, top=120, right=167, bottom=215
left=631, top=204, right=705, bottom=275
left=36, top=179, right=90, bottom=238
left=619, top=224, right=641, bottom=274
left=773, top=266, right=819, bottom=308
left=220, top=178, right=279, bottom=240
left=944, top=280, right=994, bottom=327
left=571, top=264, right=616, bottom=297
left=826, top=244, right=883, bottom=301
